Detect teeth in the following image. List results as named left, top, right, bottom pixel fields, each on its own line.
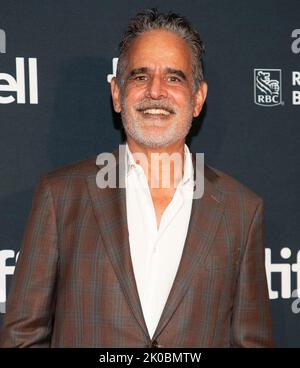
left=143, top=109, right=170, bottom=115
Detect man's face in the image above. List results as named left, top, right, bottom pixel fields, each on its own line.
left=111, top=29, right=207, bottom=148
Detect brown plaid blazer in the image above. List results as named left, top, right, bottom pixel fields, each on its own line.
left=0, top=148, right=273, bottom=347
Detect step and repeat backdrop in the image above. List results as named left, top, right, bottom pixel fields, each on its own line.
left=1, top=0, right=300, bottom=347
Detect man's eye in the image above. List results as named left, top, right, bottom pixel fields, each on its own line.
left=168, top=76, right=181, bottom=82
left=134, top=75, right=147, bottom=81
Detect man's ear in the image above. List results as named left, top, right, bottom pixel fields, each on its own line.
left=193, top=81, right=208, bottom=117
left=111, top=77, right=122, bottom=113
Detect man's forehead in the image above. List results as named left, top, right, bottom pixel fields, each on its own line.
left=125, top=31, right=193, bottom=74
left=127, top=30, right=192, bottom=60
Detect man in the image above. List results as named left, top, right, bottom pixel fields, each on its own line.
left=0, top=9, right=273, bottom=347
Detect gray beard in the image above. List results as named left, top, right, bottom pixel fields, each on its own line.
left=120, top=101, right=194, bottom=148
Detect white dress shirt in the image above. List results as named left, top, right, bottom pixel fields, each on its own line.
left=125, top=143, right=194, bottom=339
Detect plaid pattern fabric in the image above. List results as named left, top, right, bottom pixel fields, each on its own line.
left=0, top=149, right=273, bottom=347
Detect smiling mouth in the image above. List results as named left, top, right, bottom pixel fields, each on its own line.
left=143, top=108, right=171, bottom=116
left=136, top=107, right=175, bottom=117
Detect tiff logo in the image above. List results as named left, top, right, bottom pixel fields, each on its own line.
left=0, top=29, right=5, bottom=53
left=265, top=247, right=300, bottom=300
left=0, top=250, right=19, bottom=314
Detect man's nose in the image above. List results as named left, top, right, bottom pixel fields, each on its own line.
left=146, top=75, right=168, bottom=99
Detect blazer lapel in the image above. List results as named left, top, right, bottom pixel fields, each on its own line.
left=86, top=148, right=150, bottom=339
left=86, top=147, right=226, bottom=342
left=152, top=159, right=226, bottom=340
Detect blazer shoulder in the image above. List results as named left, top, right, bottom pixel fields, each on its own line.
left=206, top=164, right=263, bottom=206
left=35, top=156, right=98, bottom=197
left=45, top=155, right=98, bottom=180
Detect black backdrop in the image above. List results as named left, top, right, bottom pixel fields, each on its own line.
left=1, top=0, right=300, bottom=347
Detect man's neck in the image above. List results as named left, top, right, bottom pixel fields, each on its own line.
left=126, top=138, right=186, bottom=190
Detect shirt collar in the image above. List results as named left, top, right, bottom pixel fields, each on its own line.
left=125, top=143, right=140, bottom=175
left=181, top=144, right=193, bottom=185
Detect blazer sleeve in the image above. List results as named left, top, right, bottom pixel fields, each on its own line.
left=0, top=176, right=59, bottom=347
left=230, top=199, right=274, bottom=347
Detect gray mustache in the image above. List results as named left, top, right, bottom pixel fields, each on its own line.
left=135, top=102, right=175, bottom=114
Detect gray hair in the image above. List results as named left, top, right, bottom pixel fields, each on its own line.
left=116, top=8, right=205, bottom=92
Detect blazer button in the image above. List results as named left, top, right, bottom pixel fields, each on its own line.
left=151, top=339, right=161, bottom=348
